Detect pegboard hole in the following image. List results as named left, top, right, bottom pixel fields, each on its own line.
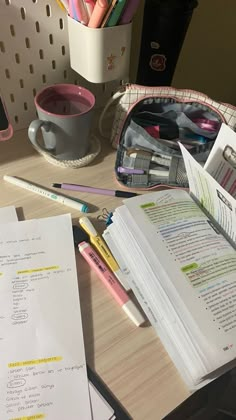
left=59, top=18, right=64, bottom=29
left=32, top=0, right=37, bottom=3
left=35, top=21, right=40, bottom=33
left=0, top=41, right=5, bottom=53
left=10, top=24, right=15, bottom=37
left=39, top=49, right=44, bottom=59
left=19, top=79, right=24, bottom=88
left=15, top=53, right=20, bottom=64
left=42, top=74, right=47, bottom=83
left=49, top=34, right=53, bottom=45
left=20, top=7, right=26, bottom=20
left=29, top=64, right=34, bottom=74
left=5, top=69, right=10, bottom=79
left=10, top=94, right=14, bottom=103
left=24, top=102, right=28, bottom=111
left=46, top=5, right=51, bottom=17
left=5, top=0, right=11, bottom=5
left=52, top=60, right=56, bottom=70
left=14, top=116, right=19, bottom=124
left=33, top=88, right=36, bottom=97
left=25, top=37, right=30, bottom=48
left=61, top=45, right=65, bottom=56
left=64, top=70, right=67, bottom=79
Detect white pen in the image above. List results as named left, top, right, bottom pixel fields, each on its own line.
left=4, top=175, right=89, bottom=213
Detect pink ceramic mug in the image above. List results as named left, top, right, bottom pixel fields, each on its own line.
left=28, top=84, right=95, bottom=160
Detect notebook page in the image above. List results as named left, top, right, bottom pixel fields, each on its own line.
left=0, top=207, right=114, bottom=420
left=0, top=214, right=92, bottom=420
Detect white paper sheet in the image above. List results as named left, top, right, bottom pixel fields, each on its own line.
left=0, top=205, right=17, bottom=223
left=204, top=123, right=236, bottom=198
left=0, top=214, right=92, bottom=420
left=0, top=207, right=115, bottom=420
left=179, top=142, right=236, bottom=244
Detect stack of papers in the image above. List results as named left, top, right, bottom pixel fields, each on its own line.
left=103, top=124, right=236, bottom=391
left=0, top=207, right=115, bottom=419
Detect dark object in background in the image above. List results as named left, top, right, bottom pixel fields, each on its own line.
left=163, top=367, right=236, bottom=419
left=136, top=0, right=198, bottom=86
left=0, top=95, right=13, bottom=140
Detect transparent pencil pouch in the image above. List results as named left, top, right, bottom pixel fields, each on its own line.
left=99, top=84, right=236, bottom=189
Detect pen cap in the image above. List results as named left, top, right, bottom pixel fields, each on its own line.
left=122, top=300, right=145, bottom=327
left=79, top=216, right=97, bottom=237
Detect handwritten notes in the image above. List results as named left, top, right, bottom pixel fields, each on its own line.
left=0, top=214, right=92, bottom=420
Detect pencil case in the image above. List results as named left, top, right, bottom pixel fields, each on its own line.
left=99, top=84, right=236, bottom=189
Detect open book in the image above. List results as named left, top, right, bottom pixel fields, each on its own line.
left=103, top=123, right=236, bottom=391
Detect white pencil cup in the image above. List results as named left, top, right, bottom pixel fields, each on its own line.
left=67, top=16, right=132, bottom=83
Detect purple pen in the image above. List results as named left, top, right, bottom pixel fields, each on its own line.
left=117, top=166, right=144, bottom=174
left=52, top=183, right=138, bottom=198
left=119, top=0, right=140, bottom=24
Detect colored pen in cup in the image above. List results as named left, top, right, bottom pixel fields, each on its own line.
left=78, top=241, right=145, bottom=327
left=88, top=0, right=109, bottom=28
left=70, top=0, right=89, bottom=24
left=84, top=0, right=95, bottom=17
left=4, top=175, right=89, bottom=213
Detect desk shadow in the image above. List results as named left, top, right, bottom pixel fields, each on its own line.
left=74, top=250, right=95, bottom=369
left=83, top=137, right=115, bottom=168
left=0, top=132, right=38, bottom=166
left=15, top=207, right=25, bottom=221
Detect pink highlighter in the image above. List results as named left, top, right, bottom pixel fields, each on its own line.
left=84, top=0, right=95, bottom=18
left=88, top=0, right=109, bottom=28
left=78, top=241, right=145, bottom=327
left=73, top=0, right=89, bottom=25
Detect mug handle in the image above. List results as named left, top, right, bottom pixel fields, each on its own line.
left=28, top=120, right=55, bottom=153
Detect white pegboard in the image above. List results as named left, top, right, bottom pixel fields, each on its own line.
left=0, top=0, right=122, bottom=131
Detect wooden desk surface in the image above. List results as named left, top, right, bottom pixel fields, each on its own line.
left=0, top=128, right=189, bottom=420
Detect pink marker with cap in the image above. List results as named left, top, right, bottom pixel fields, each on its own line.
left=84, top=0, right=95, bottom=17
left=78, top=241, right=145, bottom=327
left=73, top=0, right=89, bottom=25
left=88, top=0, right=109, bottom=28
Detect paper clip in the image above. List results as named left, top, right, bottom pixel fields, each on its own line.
left=97, top=208, right=113, bottom=226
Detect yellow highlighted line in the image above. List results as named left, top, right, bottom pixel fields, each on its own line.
left=17, top=266, right=59, bottom=274
left=10, top=415, right=45, bottom=420
left=8, top=356, right=62, bottom=368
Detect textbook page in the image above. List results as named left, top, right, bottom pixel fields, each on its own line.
left=179, top=142, right=236, bottom=244
left=204, top=123, right=236, bottom=198
left=123, top=190, right=236, bottom=371
left=0, top=214, right=92, bottom=420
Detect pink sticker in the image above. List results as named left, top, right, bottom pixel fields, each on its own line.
left=149, top=54, right=166, bottom=71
